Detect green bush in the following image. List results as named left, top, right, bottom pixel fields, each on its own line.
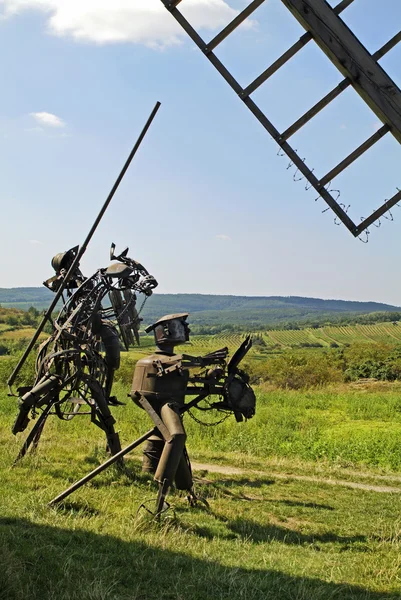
left=343, top=343, right=401, bottom=381
left=242, top=351, right=342, bottom=389
left=264, top=351, right=343, bottom=389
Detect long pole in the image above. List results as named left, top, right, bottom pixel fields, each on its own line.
left=8, top=101, right=161, bottom=391
left=48, top=428, right=156, bottom=506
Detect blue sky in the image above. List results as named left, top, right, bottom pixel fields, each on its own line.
left=0, top=0, right=400, bottom=304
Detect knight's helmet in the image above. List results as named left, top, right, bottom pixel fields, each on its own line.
left=145, top=313, right=190, bottom=351
left=45, top=246, right=84, bottom=291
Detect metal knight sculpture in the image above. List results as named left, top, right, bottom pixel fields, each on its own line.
left=11, top=244, right=157, bottom=463
left=131, top=313, right=256, bottom=516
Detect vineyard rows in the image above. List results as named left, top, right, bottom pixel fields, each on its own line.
left=2, top=323, right=401, bottom=357
left=170, top=322, right=401, bottom=352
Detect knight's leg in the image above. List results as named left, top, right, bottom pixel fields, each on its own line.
left=154, top=403, right=186, bottom=515
left=12, top=375, right=60, bottom=435
left=142, top=435, right=164, bottom=474
left=174, top=445, right=193, bottom=491
left=174, top=446, right=200, bottom=507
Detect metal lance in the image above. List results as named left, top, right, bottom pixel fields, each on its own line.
left=8, top=101, right=161, bottom=392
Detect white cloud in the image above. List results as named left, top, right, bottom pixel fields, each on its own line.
left=216, top=233, right=231, bottom=241
left=30, top=111, right=65, bottom=127
left=29, top=239, right=43, bottom=245
left=0, top=0, right=252, bottom=48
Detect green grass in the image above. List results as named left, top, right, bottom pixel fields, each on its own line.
left=1, top=385, right=401, bottom=599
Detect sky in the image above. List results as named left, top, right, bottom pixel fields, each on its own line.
left=0, top=0, right=400, bottom=304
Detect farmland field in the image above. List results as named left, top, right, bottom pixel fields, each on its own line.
left=262, top=322, right=401, bottom=348
left=173, top=322, right=401, bottom=351
left=2, top=320, right=401, bottom=353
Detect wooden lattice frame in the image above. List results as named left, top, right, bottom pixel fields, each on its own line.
left=161, top=0, right=401, bottom=237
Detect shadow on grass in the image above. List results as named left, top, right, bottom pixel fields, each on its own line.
left=55, top=501, right=101, bottom=517
left=192, top=514, right=367, bottom=548
left=209, top=477, right=276, bottom=489
left=0, top=517, right=395, bottom=600
left=227, top=517, right=368, bottom=547
left=271, top=499, right=335, bottom=511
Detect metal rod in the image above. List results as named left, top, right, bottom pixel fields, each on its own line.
left=319, top=124, right=390, bottom=187
left=48, top=428, right=156, bottom=506
left=355, top=189, right=401, bottom=235
left=206, top=0, right=265, bottom=53
left=280, top=34, right=400, bottom=142
left=242, top=0, right=354, bottom=98
left=8, top=101, right=161, bottom=391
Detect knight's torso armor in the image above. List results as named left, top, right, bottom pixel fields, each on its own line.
left=131, top=352, right=189, bottom=406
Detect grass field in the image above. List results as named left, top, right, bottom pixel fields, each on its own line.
left=1, top=382, right=401, bottom=599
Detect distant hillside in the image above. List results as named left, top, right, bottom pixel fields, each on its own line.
left=0, top=288, right=54, bottom=310
left=0, top=288, right=399, bottom=329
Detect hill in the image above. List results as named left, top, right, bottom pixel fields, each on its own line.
left=0, top=288, right=399, bottom=330
left=140, top=294, right=401, bottom=328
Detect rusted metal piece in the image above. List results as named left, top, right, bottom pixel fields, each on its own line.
left=12, top=403, right=52, bottom=465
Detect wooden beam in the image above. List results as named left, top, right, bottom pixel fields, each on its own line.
left=319, top=124, right=390, bottom=187
left=281, top=31, right=401, bottom=141
left=355, top=189, right=401, bottom=236
left=206, top=0, right=266, bottom=53
left=242, top=0, right=354, bottom=97
left=243, top=32, right=311, bottom=97
left=332, top=0, right=355, bottom=12
left=280, top=0, right=401, bottom=144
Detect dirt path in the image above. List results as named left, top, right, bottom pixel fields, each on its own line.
left=191, top=462, right=401, bottom=494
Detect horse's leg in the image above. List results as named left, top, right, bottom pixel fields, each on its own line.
left=13, top=403, right=52, bottom=465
